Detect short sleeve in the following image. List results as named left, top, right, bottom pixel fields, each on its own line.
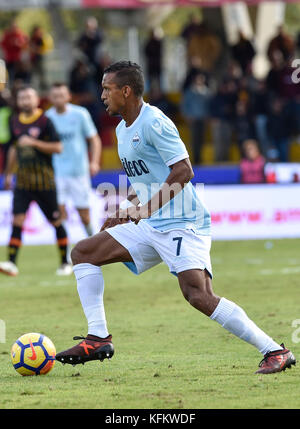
left=80, top=109, right=98, bottom=139
left=145, top=116, right=189, bottom=167
left=44, top=117, right=60, bottom=142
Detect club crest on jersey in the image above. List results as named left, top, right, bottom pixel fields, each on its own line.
left=131, top=133, right=141, bottom=149
left=28, top=127, right=41, bottom=138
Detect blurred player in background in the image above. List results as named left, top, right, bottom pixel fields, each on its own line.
left=56, top=62, right=295, bottom=375
left=46, top=83, right=102, bottom=238
left=0, top=85, right=71, bottom=276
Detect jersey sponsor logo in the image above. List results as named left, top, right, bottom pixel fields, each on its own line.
left=121, top=157, right=150, bottom=177
left=58, top=131, right=75, bottom=142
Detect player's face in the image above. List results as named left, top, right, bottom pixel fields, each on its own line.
left=101, top=73, right=126, bottom=116
left=50, top=86, right=70, bottom=109
left=17, top=89, right=39, bottom=114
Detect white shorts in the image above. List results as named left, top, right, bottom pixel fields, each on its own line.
left=106, top=220, right=212, bottom=277
left=55, top=175, right=91, bottom=209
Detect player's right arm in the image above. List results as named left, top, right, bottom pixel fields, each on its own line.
left=4, top=145, right=17, bottom=190
left=17, top=117, right=62, bottom=154
left=100, top=187, right=141, bottom=232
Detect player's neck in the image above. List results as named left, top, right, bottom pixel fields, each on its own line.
left=123, top=98, right=144, bottom=127
left=55, top=105, right=67, bottom=114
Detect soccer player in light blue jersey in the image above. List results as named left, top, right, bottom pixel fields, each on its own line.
left=46, top=83, right=102, bottom=238
left=56, top=62, right=295, bottom=374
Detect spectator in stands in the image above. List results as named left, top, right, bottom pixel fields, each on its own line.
left=267, top=25, right=295, bottom=64
left=181, top=13, right=202, bottom=44
left=181, top=72, right=211, bottom=164
left=29, top=26, right=53, bottom=90
left=182, top=56, right=211, bottom=92
left=93, top=52, right=112, bottom=91
left=148, top=83, right=178, bottom=122
left=233, top=100, right=256, bottom=149
left=267, top=97, right=292, bottom=162
left=13, top=60, right=31, bottom=84
left=69, top=59, right=99, bottom=124
left=240, top=139, right=265, bottom=184
left=210, top=78, right=237, bottom=162
left=252, top=80, right=270, bottom=157
left=181, top=17, right=221, bottom=73
left=224, top=60, right=242, bottom=83
left=231, top=30, right=256, bottom=74
left=236, top=75, right=255, bottom=108
left=1, top=20, right=28, bottom=83
left=144, top=28, right=163, bottom=89
left=288, top=94, right=300, bottom=142
left=266, top=49, right=300, bottom=100
left=0, top=89, right=13, bottom=173
left=77, top=16, right=104, bottom=68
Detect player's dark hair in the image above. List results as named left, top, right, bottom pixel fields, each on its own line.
left=51, top=82, right=69, bottom=90
left=103, top=61, right=144, bottom=97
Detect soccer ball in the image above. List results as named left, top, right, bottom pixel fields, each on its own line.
left=11, top=333, right=56, bottom=376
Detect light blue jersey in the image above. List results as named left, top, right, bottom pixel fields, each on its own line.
left=116, top=102, right=211, bottom=234
left=46, top=103, right=97, bottom=177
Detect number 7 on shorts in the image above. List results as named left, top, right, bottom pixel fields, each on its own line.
left=173, top=237, right=183, bottom=256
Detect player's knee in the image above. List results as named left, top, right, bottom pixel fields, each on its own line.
left=71, top=238, right=93, bottom=265
left=70, top=243, right=83, bottom=265
left=81, top=215, right=90, bottom=226
left=13, top=215, right=25, bottom=228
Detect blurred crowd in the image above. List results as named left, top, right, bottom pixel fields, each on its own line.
left=1, top=14, right=300, bottom=184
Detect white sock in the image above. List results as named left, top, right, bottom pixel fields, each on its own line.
left=84, top=223, right=93, bottom=237
left=210, top=297, right=282, bottom=355
left=73, top=263, right=109, bottom=338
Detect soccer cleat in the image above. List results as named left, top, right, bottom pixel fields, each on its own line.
left=0, top=261, right=19, bottom=277
left=255, top=343, right=296, bottom=374
left=55, top=334, right=114, bottom=365
left=55, top=263, right=73, bottom=276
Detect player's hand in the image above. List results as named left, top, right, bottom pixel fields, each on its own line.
left=119, top=204, right=150, bottom=225
left=4, top=174, right=13, bottom=190
left=100, top=215, right=128, bottom=232
left=89, top=162, right=100, bottom=177
left=17, top=135, right=35, bottom=147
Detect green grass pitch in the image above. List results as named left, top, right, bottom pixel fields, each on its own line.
left=0, top=239, right=299, bottom=409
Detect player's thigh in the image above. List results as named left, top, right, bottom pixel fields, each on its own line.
left=71, top=230, right=133, bottom=266
left=12, top=189, right=32, bottom=227
left=35, top=190, right=61, bottom=224
left=55, top=176, right=67, bottom=206
left=151, top=227, right=213, bottom=277
left=70, top=176, right=91, bottom=211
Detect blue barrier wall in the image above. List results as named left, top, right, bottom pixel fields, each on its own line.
left=0, top=165, right=241, bottom=190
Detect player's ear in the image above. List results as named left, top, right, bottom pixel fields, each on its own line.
left=122, top=85, right=132, bottom=98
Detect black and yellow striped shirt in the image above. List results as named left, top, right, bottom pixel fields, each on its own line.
left=10, top=109, right=59, bottom=191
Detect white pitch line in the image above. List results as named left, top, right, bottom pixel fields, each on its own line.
left=260, top=267, right=300, bottom=275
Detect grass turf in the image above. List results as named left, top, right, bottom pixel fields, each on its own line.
left=0, top=239, right=299, bottom=409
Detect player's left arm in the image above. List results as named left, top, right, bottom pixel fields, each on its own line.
left=17, top=117, right=62, bottom=154
left=121, top=158, right=194, bottom=224
left=81, top=108, right=102, bottom=176
left=86, top=134, right=102, bottom=176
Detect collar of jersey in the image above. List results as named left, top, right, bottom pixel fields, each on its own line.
left=124, top=101, right=147, bottom=130
left=19, top=108, right=43, bottom=124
